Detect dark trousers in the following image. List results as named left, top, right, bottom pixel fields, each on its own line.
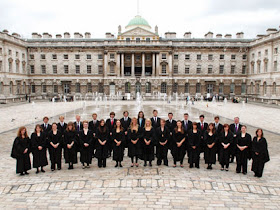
left=157, top=157, right=168, bottom=166
left=174, top=158, right=183, bottom=165
left=252, top=158, right=265, bottom=177
left=236, top=158, right=248, bottom=173
left=51, top=161, right=61, bottom=170
left=98, top=158, right=106, bottom=167
left=221, top=163, right=229, bottom=168
left=131, top=156, right=138, bottom=163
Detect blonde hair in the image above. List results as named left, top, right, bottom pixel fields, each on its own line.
left=145, top=119, right=152, bottom=129
left=130, top=117, right=139, bottom=132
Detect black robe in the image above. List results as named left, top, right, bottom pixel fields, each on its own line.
left=188, top=130, right=201, bottom=164
left=137, top=118, right=145, bottom=129
left=11, top=137, right=31, bottom=173
left=236, top=133, right=252, bottom=164
left=30, top=132, right=48, bottom=168
left=95, top=127, right=109, bottom=159
left=171, top=130, right=186, bottom=161
left=151, top=117, right=161, bottom=129
left=112, top=129, right=125, bottom=161
left=155, top=126, right=170, bottom=160
left=64, top=130, right=78, bottom=164
left=229, top=123, right=242, bottom=156
left=204, top=132, right=217, bottom=164
left=57, top=122, right=67, bottom=134
left=128, top=127, right=143, bottom=158
left=79, top=130, right=94, bottom=164
left=142, top=128, right=155, bottom=160
left=48, top=130, right=63, bottom=164
left=251, top=137, right=270, bottom=175
left=165, top=119, right=177, bottom=149
left=197, top=122, right=208, bottom=153
left=41, top=123, right=52, bottom=134
left=219, top=131, right=233, bottom=166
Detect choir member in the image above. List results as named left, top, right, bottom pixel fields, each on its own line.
left=229, top=117, right=242, bottom=163
left=89, top=113, right=99, bottom=157
left=41, top=116, right=51, bottom=133
left=128, top=118, right=143, bottom=167
left=251, top=129, right=270, bottom=178
left=105, top=112, right=117, bottom=157
left=120, top=111, right=131, bottom=148
left=11, top=126, right=31, bottom=175
left=171, top=121, right=186, bottom=167
left=219, top=124, right=233, bottom=171
left=204, top=123, right=217, bottom=169
left=151, top=110, right=161, bottom=129
left=57, top=116, right=67, bottom=133
left=48, top=123, right=63, bottom=171
left=188, top=122, right=201, bottom=168
left=165, top=112, right=177, bottom=149
left=64, top=122, right=78, bottom=169
left=137, top=111, right=145, bottom=129
left=197, top=114, right=208, bottom=154
left=155, top=119, right=170, bottom=166
left=182, top=113, right=192, bottom=133
left=142, top=119, right=155, bottom=167
left=95, top=119, right=109, bottom=168
left=74, top=115, right=83, bottom=132
left=79, top=121, right=94, bottom=169
left=236, top=125, right=251, bottom=175
left=214, top=116, right=223, bottom=134
left=112, top=120, right=125, bottom=167
left=30, top=124, right=48, bottom=173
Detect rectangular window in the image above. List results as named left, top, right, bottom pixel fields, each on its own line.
left=87, top=65, right=92, bottom=74
left=231, top=54, right=236, bottom=60
left=242, top=65, right=246, bottom=74
left=8, top=50, right=12, bottom=55
left=219, top=65, right=224, bottom=74
left=265, top=49, right=268, bottom=56
left=53, top=85, right=58, bottom=93
left=243, top=54, right=247, bottom=60
left=98, top=54, right=103, bottom=59
left=87, top=83, right=92, bottom=93
left=98, top=65, right=103, bottom=74
left=274, top=61, right=278, bottom=71
left=196, top=65, right=201, bottom=74
left=41, top=54, right=46, bottom=60
left=173, top=65, right=178, bottom=74
left=75, top=65, right=80, bottom=74
left=30, top=65, right=35, bottom=74
left=241, top=83, right=246, bottom=94
left=64, top=65, right=69, bottom=74
left=231, top=65, right=235, bottom=74
left=75, top=83, right=80, bottom=93
left=208, top=65, right=213, bottom=74
left=75, top=54, right=80, bottom=59
left=42, top=85, right=46, bottom=93
left=110, top=53, right=115, bottom=59
left=31, top=85, right=36, bottom=93
left=146, top=55, right=151, bottom=60
left=41, top=65, right=46, bottom=74
left=136, top=38, right=141, bottom=43
left=87, top=54, right=91, bottom=60
left=208, top=54, right=213, bottom=60
left=162, top=54, right=167, bottom=59
left=220, top=54, right=224, bottom=60
left=197, top=54, right=201, bottom=60
left=274, top=48, right=278, bottom=54
left=64, top=54, right=68, bottom=60
left=126, top=38, right=130, bottom=42
left=110, top=64, right=114, bottom=73
left=185, top=54, right=190, bottom=60
left=136, top=55, right=141, bottom=61
left=52, top=65, right=57, bottom=74
left=146, top=38, right=150, bottom=42
left=52, top=54, right=57, bottom=60
left=230, top=84, right=235, bottom=94
left=219, top=84, right=224, bottom=94
left=162, top=64, right=167, bottom=74
left=185, top=65, right=190, bottom=74
left=174, top=54, right=178, bottom=60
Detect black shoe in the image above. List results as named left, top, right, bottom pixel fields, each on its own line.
left=243, top=172, right=247, bottom=175
left=24, top=172, right=29, bottom=175
left=57, top=168, right=61, bottom=170
left=98, top=166, right=102, bottom=168
left=20, top=172, right=24, bottom=176
left=209, top=166, right=212, bottom=170
left=36, top=170, right=39, bottom=174
left=41, top=169, right=45, bottom=173
left=51, top=169, right=55, bottom=171
left=207, top=165, right=211, bottom=169
left=189, top=164, right=193, bottom=168
left=144, top=163, right=147, bottom=167
left=103, top=165, right=106, bottom=168
left=115, top=163, right=118, bottom=167
left=119, top=163, right=123, bottom=168
left=236, top=171, right=241, bottom=173
left=195, top=165, right=200, bottom=169
left=149, top=163, right=152, bottom=167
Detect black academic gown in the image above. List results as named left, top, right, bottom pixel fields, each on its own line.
left=142, top=128, right=155, bottom=161
left=112, top=129, right=125, bottom=161
left=155, top=126, right=170, bottom=160
left=41, top=123, right=52, bottom=134
left=251, top=137, right=270, bottom=177
left=95, top=127, right=109, bottom=159
left=128, top=127, right=143, bottom=158
left=57, top=122, right=67, bottom=134
left=165, top=119, right=177, bottom=149
left=229, top=123, right=242, bottom=157
left=63, top=130, right=78, bottom=164
left=204, top=132, right=217, bottom=164
left=236, top=133, right=252, bottom=172
left=188, top=130, right=201, bottom=165
left=30, top=132, right=48, bottom=168
left=197, top=122, right=208, bottom=154
left=120, top=117, right=131, bottom=148
left=11, top=137, right=31, bottom=174
left=79, top=129, right=94, bottom=164
left=48, top=130, right=63, bottom=165
left=137, top=118, right=145, bottom=129
left=171, top=130, right=187, bottom=162
left=106, top=118, right=117, bottom=153
left=151, top=117, right=161, bottom=129
left=219, top=131, right=233, bottom=166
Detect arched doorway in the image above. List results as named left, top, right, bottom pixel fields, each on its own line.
left=135, top=82, right=141, bottom=94
left=109, top=82, right=115, bottom=95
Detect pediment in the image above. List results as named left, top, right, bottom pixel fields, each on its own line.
left=120, top=27, right=157, bottom=37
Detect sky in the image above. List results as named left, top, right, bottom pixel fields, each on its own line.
left=0, top=0, right=279, bottom=39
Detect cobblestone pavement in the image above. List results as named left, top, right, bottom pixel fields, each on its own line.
left=0, top=101, right=279, bottom=209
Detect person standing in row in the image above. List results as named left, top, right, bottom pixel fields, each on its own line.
left=143, top=119, right=155, bottom=167
left=219, top=124, right=233, bottom=171
left=11, top=126, right=31, bottom=175
left=89, top=113, right=99, bottom=157
left=106, top=112, right=116, bottom=157
left=74, top=115, right=83, bottom=154
left=57, top=116, right=67, bottom=134
left=236, top=125, right=251, bottom=175
left=120, top=111, right=131, bottom=149
left=30, top=125, right=48, bottom=173
left=79, top=121, right=93, bottom=169
left=112, top=120, right=125, bottom=167
left=197, top=115, right=208, bottom=155
left=188, top=122, right=201, bottom=168
left=137, top=111, right=145, bottom=129
left=95, top=119, right=109, bottom=168
left=172, top=121, right=186, bottom=168
left=151, top=110, right=161, bottom=129
left=229, top=117, right=242, bottom=163
left=204, top=123, right=217, bottom=170
left=128, top=118, right=143, bottom=167
left=41, top=116, right=51, bottom=134
left=155, top=119, right=169, bottom=166
left=251, top=129, right=270, bottom=178
left=64, top=122, right=78, bottom=170
left=214, top=116, right=223, bottom=160
left=48, top=123, right=63, bottom=171
left=165, top=112, right=176, bottom=150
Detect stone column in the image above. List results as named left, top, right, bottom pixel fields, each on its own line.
left=121, top=53, right=124, bottom=77
left=104, top=51, right=108, bottom=77
left=116, top=53, right=120, bottom=77
left=142, top=52, right=145, bottom=77
left=156, top=53, right=160, bottom=76
left=152, top=53, right=156, bottom=77
left=131, top=53, right=135, bottom=77
left=169, top=52, right=172, bottom=77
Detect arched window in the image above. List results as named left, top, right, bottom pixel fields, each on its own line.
left=87, top=83, right=92, bottom=93
left=98, top=83, right=104, bottom=93
left=125, top=82, right=131, bottom=93
left=184, top=83, right=189, bottom=93
left=196, top=83, right=201, bottom=93
left=272, top=82, right=276, bottom=95
left=263, top=82, right=267, bottom=95
left=256, top=83, right=260, bottom=94
left=9, top=82, right=13, bottom=94
left=161, top=82, right=167, bottom=93
left=251, top=82, right=254, bottom=94
left=145, top=82, right=151, bottom=93
left=219, top=83, right=224, bottom=94
left=241, top=83, right=246, bottom=94
left=230, top=83, right=235, bottom=94
left=23, top=82, right=26, bottom=94
left=16, top=82, right=21, bottom=94
left=53, top=84, right=58, bottom=93
left=172, top=83, right=178, bottom=93
left=75, top=83, right=80, bottom=93
left=42, top=83, right=46, bottom=93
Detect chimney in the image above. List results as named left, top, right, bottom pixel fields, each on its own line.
left=184, top=32, right=191, bottom=39
left=216, top=34, right=222, bottom=38
left=2, top=29, right=9, bottom=34
left=43, top=32, right=51, bottom=39
left=165, top=32, right=176, bottom=39
left=266, top=28, right=277, bottom=35
left=32, top=32, right=38, bottom=38
left=256, top=34, right=265, bottom=38
left=12, top=33, right=21, bottom=38
left=224, top=34, right=232, bottom=39
left=56, top=34, right=62, bottom=39
left=74, top=32, right=81, bottom=38
left=205, top=32, right=213, bottom=38
left=105, top=32, right=114, bottom=38
left=38, top=34, right=42, bottom=38
left=85, top=32, right=91, bottom=38
left=236, top=32, right=244, bottom=38
left=64, top=32, right=70, bottom=38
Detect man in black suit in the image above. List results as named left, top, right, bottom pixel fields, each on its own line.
left=120, top=111, right=131, bottom=148
left=74, top=115, right=83, bottom=132
left=89, top=113, right=99, bottom=135
left=105, top=112, right=117, bottom=157
left=214, top=116, right=223, bottom=135
left=165, top=112, right=177, bottom=150
left=151, top=110, right=161, bottom=129
left=182, top=113, right=192, bottom=133
left=197, top=114, right=208, bottom=155
left=41, top=116, right=52, bottom=134
left=229, top=117, right=242, bottom=163
left=57, top=115, right=67, bottom=133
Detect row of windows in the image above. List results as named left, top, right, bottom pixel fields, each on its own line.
left=252, top=47, right=279, bottom=59
left=30, top=53, right=104, bottom=60
left=251, top=60, right=278, bottom=73
left=30, top=65, right=103, bottom=74
left=171, top=54, right=247, bottom=60
left=125, top=38, right=151, bottom=43
left=1, top=48, right=25, bottom=59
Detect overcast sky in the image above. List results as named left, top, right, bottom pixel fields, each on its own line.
left=0, top=0, right=279, bottom=39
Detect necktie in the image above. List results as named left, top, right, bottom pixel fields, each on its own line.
left=235, top=124, right=238, bottom=132
left=185, top=121, right=188, bottom=129
left=201, top=123, right=204, bottom=130
left=77, top=123, right=80, bottom=131
left=111, top=119, right=113, bottom=126
left=44, top=124, right=46, bottom=129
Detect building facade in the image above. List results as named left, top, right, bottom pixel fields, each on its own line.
left=0, top=15, right=279, bottom=103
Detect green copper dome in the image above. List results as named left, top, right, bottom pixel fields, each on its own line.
left=126, top=15, right=151, bottom=29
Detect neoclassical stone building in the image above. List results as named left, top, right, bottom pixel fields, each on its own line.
left=0, top=15, right=279, bottom=103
